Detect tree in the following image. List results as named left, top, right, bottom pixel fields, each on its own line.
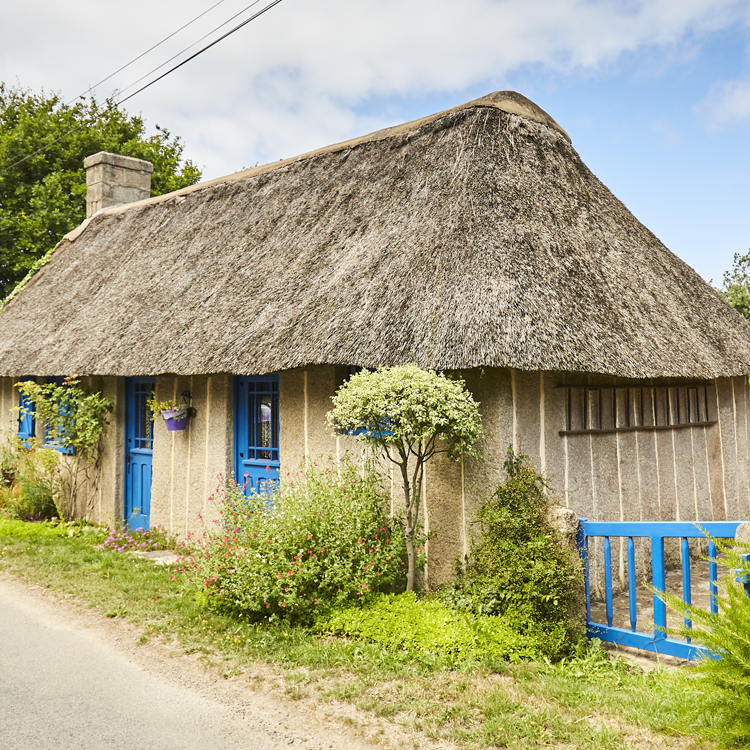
left=720, top=250, right=750, bottom=321
left=0, top=83, right=202, bottom=297
left=328, top=365, right=483, bottom=591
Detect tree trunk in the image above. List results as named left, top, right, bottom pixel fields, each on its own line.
left=405, top=526, right=415, bottom=591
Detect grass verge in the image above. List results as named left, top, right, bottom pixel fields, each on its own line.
left=0, top=520, right=715, bottom=750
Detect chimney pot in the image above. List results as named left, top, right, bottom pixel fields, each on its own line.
left=84, top=152, right=154, bottom=218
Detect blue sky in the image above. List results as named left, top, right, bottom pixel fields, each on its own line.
left=2, top=0, right=749, bottom=283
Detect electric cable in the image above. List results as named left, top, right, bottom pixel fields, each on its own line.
left=118, top=0, right=283, bottom=107
left=65, top=0, right=231, bottom=107
left=1, top=0, right=284, bottom=174
left=115, top=0, right=267, bottom=101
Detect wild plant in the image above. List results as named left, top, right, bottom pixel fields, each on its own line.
left=15, top=378, right=112, bottom=520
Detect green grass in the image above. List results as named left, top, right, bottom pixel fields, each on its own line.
left=0, top=522, right=715, bottom=749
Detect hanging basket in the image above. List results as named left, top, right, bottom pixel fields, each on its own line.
left=161, top=406, right=188, bottom=431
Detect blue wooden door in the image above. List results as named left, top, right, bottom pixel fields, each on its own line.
left=234, top=375, right=280, bottom=496
left=125, top=378, right=155, bottom=529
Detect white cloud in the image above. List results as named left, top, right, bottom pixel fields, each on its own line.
left=1, top=0, right=747, bottom=176
left=695, top=78, right=750, bottom=130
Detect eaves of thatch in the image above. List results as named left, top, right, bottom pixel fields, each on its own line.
left=0, top=91, right=749, bottom=380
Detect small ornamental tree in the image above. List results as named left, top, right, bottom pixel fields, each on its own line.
left=328, top=365, right=483, bottom=591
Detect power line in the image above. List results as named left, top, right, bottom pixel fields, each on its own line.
left=118, top=0, right=283, bottom=108
left=1, top=0, right=285, bottom=175
left=115, top=0, right=267, bottom=102
left=65, top=0, right=232, bottom=107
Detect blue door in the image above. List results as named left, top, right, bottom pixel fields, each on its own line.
left=125, top=378, right=155, bottom=529
left=234, top=375, right=280, bottom=496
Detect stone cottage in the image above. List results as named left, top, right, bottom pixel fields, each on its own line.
left=1, top=91, right=750, bottom=584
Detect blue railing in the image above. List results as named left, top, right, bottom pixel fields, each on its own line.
left=577, top=520, right=743, bottom=660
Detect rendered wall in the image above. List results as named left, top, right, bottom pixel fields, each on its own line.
left=292, top=367, right=750, bottom=587
left=4, top=368, right=748, bottom=587
left=78, top=375, right=123, bottom=525
left=149, top=374, right=233, bottom=537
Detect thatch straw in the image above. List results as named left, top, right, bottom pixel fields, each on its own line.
left=0, top=91, right=748, bottom=379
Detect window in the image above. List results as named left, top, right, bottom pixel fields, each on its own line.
left=17, top=380, right=35, bottom=447
left=44, top=376, right=74, bottom=454
left=560, top=384, right=715, bottom=435
left=234, top=376, right=280, bottom=497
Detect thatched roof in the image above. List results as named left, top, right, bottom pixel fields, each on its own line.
left=1, top=90, right=749, bottom=379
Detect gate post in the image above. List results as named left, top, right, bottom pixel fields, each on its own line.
left=577, top=518, right=591, bottom=626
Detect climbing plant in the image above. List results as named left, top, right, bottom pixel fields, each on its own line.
left=15, top=378, right=113, bottom=520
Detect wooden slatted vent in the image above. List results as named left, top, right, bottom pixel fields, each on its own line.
left=560, top=384, right=716, bottom=435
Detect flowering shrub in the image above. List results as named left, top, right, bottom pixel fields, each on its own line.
left=180, top=459, right=408, bottom=624
left=103, top=525, right=177, bottom=552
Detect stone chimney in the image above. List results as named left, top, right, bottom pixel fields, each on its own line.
left=83, top=152, right=154, bottom=218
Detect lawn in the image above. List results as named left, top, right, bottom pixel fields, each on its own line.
left=0, top=519, right=716, bottom=750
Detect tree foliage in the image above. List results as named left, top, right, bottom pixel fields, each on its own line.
left=719, top=250, right=750, bottom=321
left=328, top=365, right=483, bottom=591
left=0, top=83, right=202, bottom=297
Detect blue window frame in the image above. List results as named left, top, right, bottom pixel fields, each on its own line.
left=44, top=376, right=73, bottom=454
left=17, top=380, right=35, bottom=447
left=234, top=375, right=280, bottom=497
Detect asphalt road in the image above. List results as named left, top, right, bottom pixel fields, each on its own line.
left=0, top=576, right=364, bottom=750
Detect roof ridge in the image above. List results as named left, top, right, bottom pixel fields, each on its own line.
left=62, top=91, right=568, bottom=242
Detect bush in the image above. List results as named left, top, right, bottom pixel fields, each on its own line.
left=0, top=437, right=59, bottom=521
left=443, top=447, right=581, bottom=657
left=15, top=378, right=113, bottom=520
left=317, top=591, right=551, bottom=662
left=181, top=459, right=408, bottom=624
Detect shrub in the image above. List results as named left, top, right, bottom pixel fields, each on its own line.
left=444, top=447, right=581, bottom=657
left=317, top=591, right=551, bottom=662
left=0, top=437, right=59, bottom=521
left=181, top=459, right=408, bottom=624
left=15, top=378, right=113, bottom=519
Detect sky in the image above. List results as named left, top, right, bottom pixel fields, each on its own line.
left=2, top=0, right=750, bottom=284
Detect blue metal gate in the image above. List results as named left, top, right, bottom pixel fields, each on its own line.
left=578, top=520, right=742, bottom=659
left=125, top=378, right=155, bottom=529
